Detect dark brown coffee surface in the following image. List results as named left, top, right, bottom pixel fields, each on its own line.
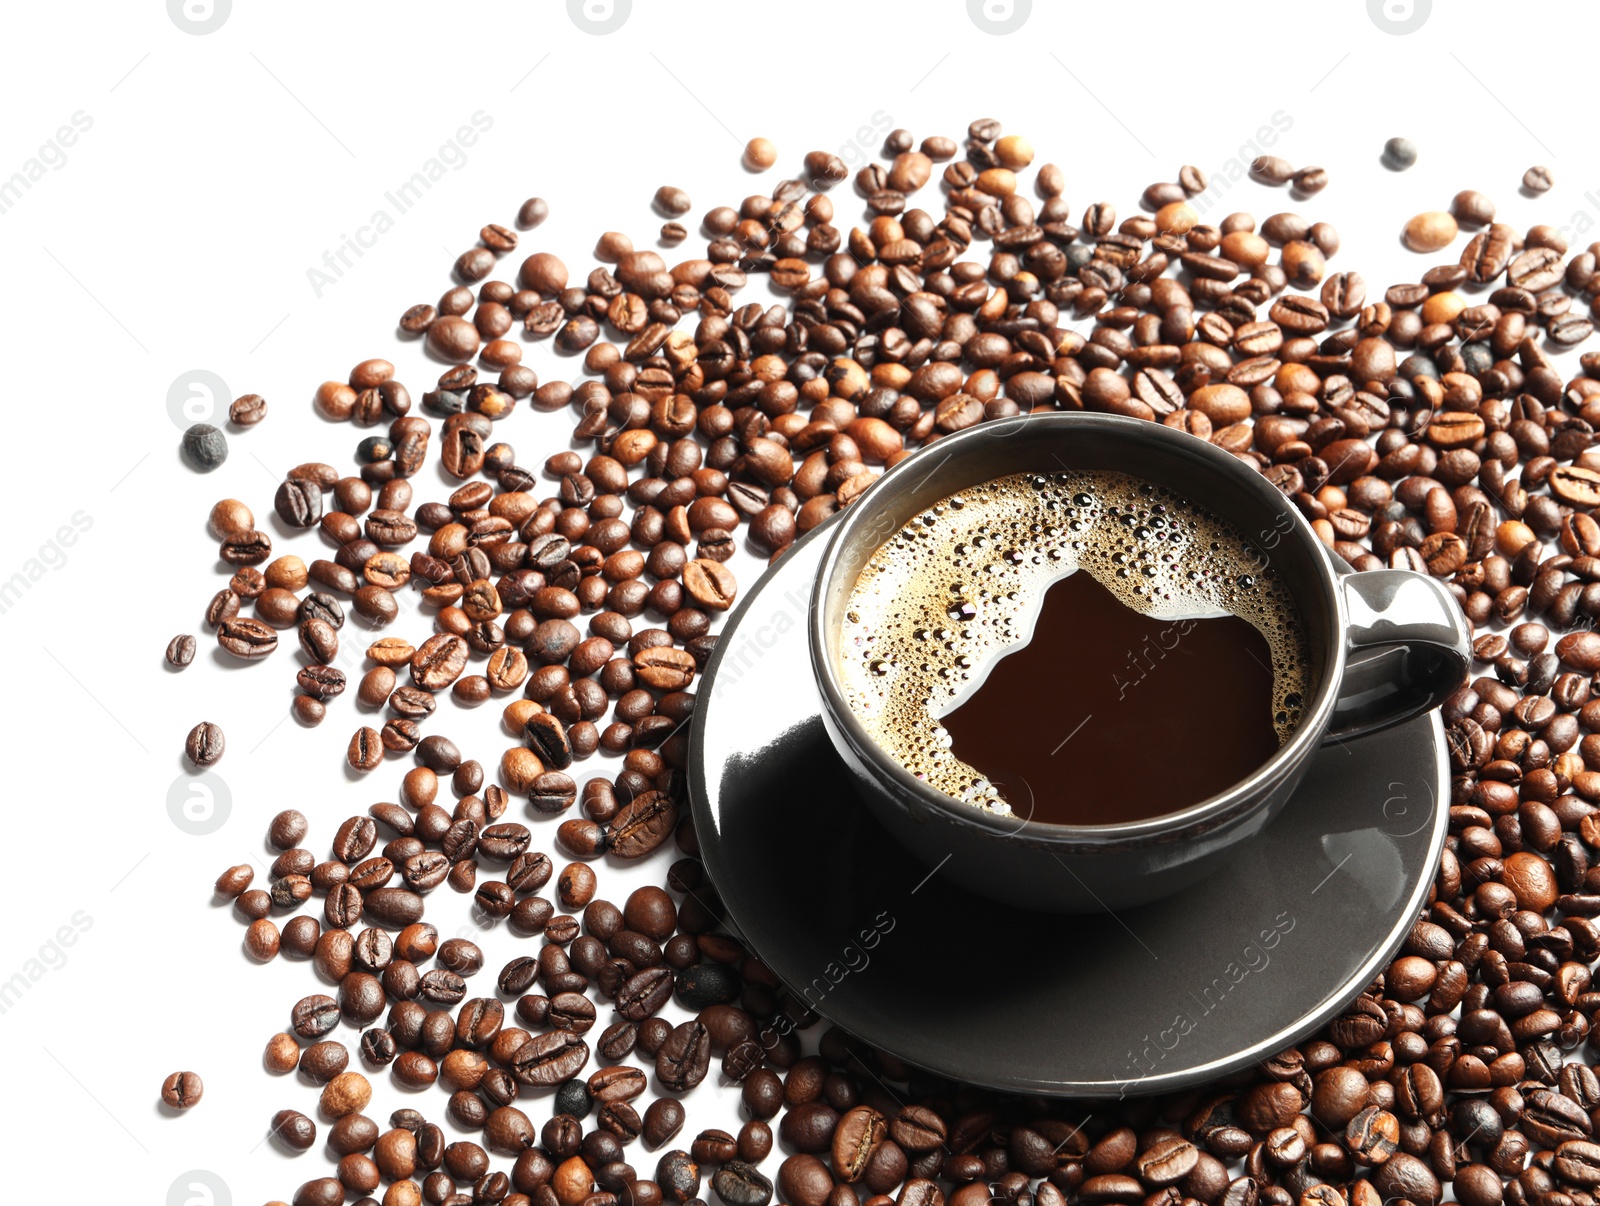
left=942, top=569, right=1282, bottom=825
left=838, top=471, right=1309, bottom=816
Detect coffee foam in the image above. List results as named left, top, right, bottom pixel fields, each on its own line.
left=837, top=471, right=1311, bottom=815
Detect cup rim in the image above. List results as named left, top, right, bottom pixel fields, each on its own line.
left=808, top=413, right=1348, bottom=846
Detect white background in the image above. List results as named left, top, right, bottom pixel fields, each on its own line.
left=0, top=0, right=1593, bottom=1201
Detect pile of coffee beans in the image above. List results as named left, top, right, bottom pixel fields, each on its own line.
left=174, top=116, right=1600, bottom=1206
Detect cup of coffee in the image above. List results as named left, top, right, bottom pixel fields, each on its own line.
left=809, top=413, right=1470, bottom=912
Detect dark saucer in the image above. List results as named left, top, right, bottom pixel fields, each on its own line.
left=688, top=518, right=1450, bottom=1097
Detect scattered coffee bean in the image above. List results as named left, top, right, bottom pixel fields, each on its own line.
left=653, top=186, right=691, bottom=216
left=1450, top=189, right=1496, bottom=228
left=185, top=721, right=225, bottom=768
left=161, top=1071, right=203, bottom=1110
left=263, top=1033, right=299, bottom=1074
left=208, top=498, right=254, bottom=537
left=272, top=1108, right=317, bottom=1152
left=1403, top=210, right=1458, bottom=252
left=744, top=138, right=777, bottom=170
left=166, top=634, right=196, bottom=668
left=1249, top=155, right=1295, bottom=185
left=1382, top=136, right=1418, bottom=169
left=182, top=423, right=228, bottom=472
left=644, top=1098, right=686, bottom=1148
left=230, top=394, right=268, bottom=426
left=1291, top=166, right=1328, bottom=196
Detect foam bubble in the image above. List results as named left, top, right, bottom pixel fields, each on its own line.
left=837, top=471, right=1311, bottom=814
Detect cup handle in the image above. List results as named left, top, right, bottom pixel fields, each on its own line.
left=1326, top=570, right=1472, bottom=743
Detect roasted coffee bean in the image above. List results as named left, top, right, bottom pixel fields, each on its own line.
left=324, top=884, right=364, bottom=929
left=509, top=1031, right=590, bottom=1086
left=364, top=888, right=425, bottom=927
left=1383, top=137, right=1418, bottom=170
left=412, top=633, right=469, bottom=689
left=1345, top=1106, right=1399, bottom=1163
left=184, top=721, right=225, bottom=768
left=617, top=967, right=675, bottom=1021
left=656, top=1150, right=702, bottom=1204
left=1523, top=1088, right=1592, bottom=1146
left=348, top=726, right=383, bottom=771
left=682, top=559, right=737, bottom=611
left=597, top=1099, right=643, bottom=1143
left=526, top=712, right=574, bottom=769
left=299, top=1040, right=349, bottom=1083
left=183, top=423, right=228, bottom=471
left=272, top=1108, right=317, bottom=1151
left=268, top=810, right=308, bottom=851
left=210, top=589, right=249, bottom=627
left=656, top=1020, right=711, bottom=1091
left=675, top=963, right=741, bottom=1009
left=220, top=529, right=271, bottom=565
left=833, top=1106, right=888, bottom=1183
left=693, top=1129, right=738, bottom=1166
left=593, top=1021, right=636, bottom=1064
left=161, top=1071, right=204, bottom=1110
left=276, top=478, right=323, bottom=528
left=166, top=634, right=197, bottom=668
left=292, top=994, right=341, bottom=1039
left=584, top=1065, right=645, bottom=1106
left=1513, top=166, right=1555, bottom=200
left=1554, top=1140, right=1600, bottom=1186
left=549, top=992, right=598, bottom=1035
left=244, top=918, right=280, bottom=961
left=774, top=1100, right=838, bottom=1158
left=228, top=392, right=268, bottom=426
left=599, top=1099, right=659, bottom=1160
left=217, top=617, right=278, bottom=659
left=608, top=792, right=678, bottom=859
left=358, top=1027, right=395, bottom=1067
left=478, top=822, right=531, bottom=862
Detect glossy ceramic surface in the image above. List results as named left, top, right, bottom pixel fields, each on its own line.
left=807, top=414, right=1468, bottom=911
left=689, top=518, right=1450, bottom=1095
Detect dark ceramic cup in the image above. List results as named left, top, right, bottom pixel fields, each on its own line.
left=810, top=414, right=1470, bottom=912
